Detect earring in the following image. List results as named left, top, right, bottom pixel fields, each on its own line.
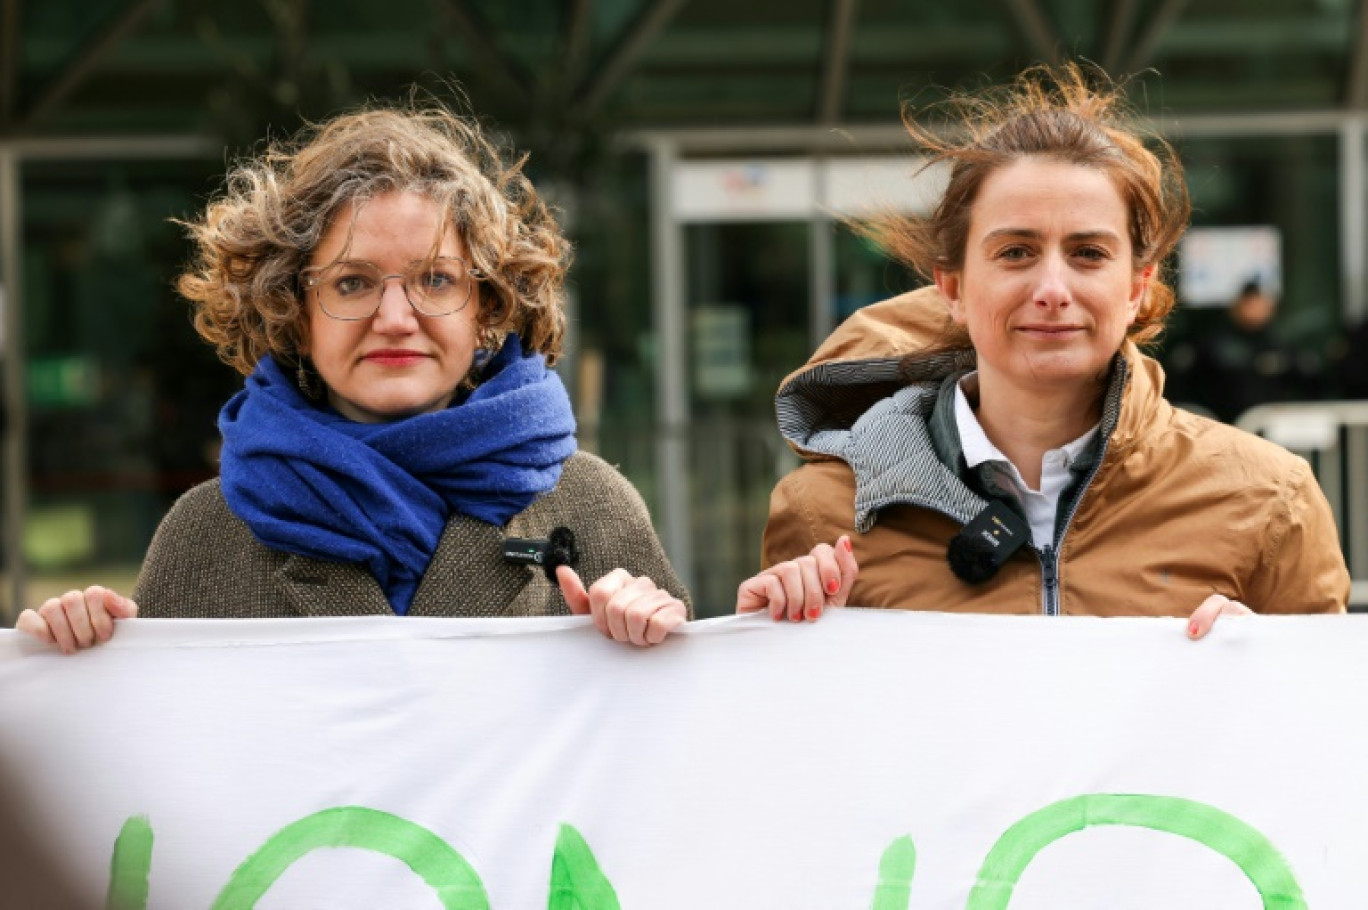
left=296, top=358, right=323, bottom=401
left=479, top=326, right=505, bottom=352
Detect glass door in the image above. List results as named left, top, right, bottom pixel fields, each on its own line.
left=683, top=221, right=810, bottom=614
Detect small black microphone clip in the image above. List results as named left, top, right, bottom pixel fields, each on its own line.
left=946, top=500, right=1030, bottom=584
left=503, top=526, right=579, bottom=581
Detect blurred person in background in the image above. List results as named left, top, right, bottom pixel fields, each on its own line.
left=735, top=64, right=1348, bottom=631
left=18, top=102, right=688, bottom=650
left=1165, top=278, right=1320, bottom=423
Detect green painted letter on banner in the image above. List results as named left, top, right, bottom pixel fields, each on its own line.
left=966, top=793, right=1306, bottom=910
left=107, top=814, right=154, bottom=910
left=548, top=823, right=621, bottom=910
left=210, top=806, right=488, bottom=910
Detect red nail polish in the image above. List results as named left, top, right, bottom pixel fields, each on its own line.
left=825, top=578, right=839, bottom=595
left=806, top=607, right=820, bottom=620
left=1188, top=621, right=1199, bottom=638
left=841, top=537, right=852, bottom=552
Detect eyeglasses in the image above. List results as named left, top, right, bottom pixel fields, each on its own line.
left=300, top=257, right=484, bottom=320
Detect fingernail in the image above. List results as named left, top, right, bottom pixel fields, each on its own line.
left=841, top=537, right=852, bottom=552
left=1187, top=621, right=1199, bottom=638
left=825, top=578, right=839, bottom=595
left=805, top=607, right=821, bottom=620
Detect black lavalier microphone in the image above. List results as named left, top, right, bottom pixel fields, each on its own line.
left=503, top=526, right=579, bottom=581
left=946, top=501, right=1030, bottom=584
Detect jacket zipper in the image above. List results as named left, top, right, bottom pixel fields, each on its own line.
left=1034, top=358, right=1128, bottom=617
left=1041, top=417, right=1118, bottom=616
left=1040, top=545, right=1059, bottom=616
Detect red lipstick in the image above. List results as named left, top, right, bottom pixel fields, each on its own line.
left=363, top=349, right=427, bottom=366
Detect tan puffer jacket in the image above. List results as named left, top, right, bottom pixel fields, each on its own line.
left=763, top=287, right=1348, bottom=617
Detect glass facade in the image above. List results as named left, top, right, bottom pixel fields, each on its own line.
left=15, top=157, right=237, bottom=602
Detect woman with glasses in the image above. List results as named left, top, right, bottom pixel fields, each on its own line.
left=736, top=64, right=1348, bottom=631
left=19, top=104, right=689, bottom=650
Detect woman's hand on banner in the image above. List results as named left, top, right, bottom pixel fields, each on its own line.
left=735, top=535, right=858, bottom=622
left=557, top=567, right=687, bottom=647
left=1186, top=593, right=1254, bottom=640
left=16, top=586, right=139, bottom=654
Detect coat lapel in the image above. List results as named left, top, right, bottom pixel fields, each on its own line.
left=408, top=514, right=537, bottom=617
left=276, top=555, right=393, bottom=617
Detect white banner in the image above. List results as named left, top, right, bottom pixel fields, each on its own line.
left=1, top=611, right=1365, bottom=908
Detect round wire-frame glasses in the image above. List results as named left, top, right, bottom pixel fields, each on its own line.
left=300, top=256, right=484, bottom=320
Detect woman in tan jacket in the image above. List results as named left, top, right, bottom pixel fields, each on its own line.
left=739, top=64, right=1348, bottom=633
left=20, top=103, right=688, bottom=651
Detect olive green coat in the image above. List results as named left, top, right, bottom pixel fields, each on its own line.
left=134, top=452, right=690, bottom=618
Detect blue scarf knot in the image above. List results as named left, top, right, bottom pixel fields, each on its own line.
left=218, top=337, right=578, bottom=614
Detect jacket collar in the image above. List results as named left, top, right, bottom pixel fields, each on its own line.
left=775, top=286, right=1150, bottom=534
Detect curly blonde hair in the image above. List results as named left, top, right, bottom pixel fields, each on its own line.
left=863, top=63, right=1191, bottom=347
left=177, top=103, right=571, bottom=376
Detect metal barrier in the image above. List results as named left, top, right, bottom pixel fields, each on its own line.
left=1235, top=401, right=1368, bottom=610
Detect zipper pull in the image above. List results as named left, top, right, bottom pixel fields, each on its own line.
left=1041, top=545, right=1059, bottom=614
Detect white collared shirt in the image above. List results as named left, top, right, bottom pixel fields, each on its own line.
left=953, top=374, right=1099, bottom=550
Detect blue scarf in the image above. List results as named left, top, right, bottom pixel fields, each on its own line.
left=218, top=337, right=577, bottom=614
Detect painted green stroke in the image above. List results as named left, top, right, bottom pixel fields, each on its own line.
left=548, top=824, right=622, bottom=910
left=209, top=806, right=488, bottom=910
left=966, top=793, right=1307, bottom=910
left=869, top=835, right=917, bottom=910
left=106, top=815, right=154, bottom=910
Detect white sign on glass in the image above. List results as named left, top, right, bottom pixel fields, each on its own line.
left=671, top=156, right=949, bottom=223
left=1179, top=226, right=1283, bottom=307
